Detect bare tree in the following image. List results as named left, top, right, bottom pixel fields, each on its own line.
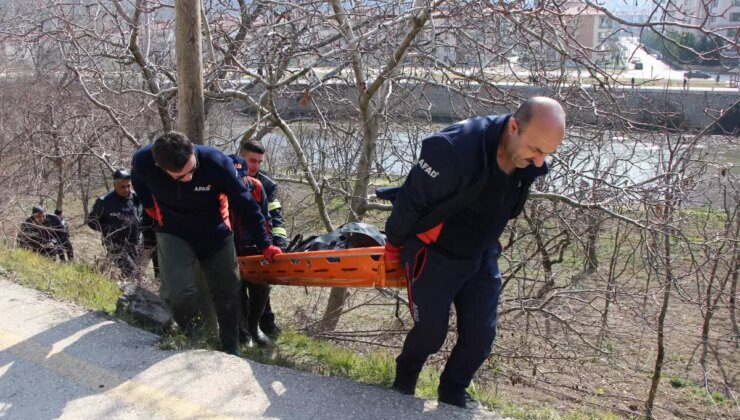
left=2, top=1, right=738, bottom=417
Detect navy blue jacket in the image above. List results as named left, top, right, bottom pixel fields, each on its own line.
left=131, top=145, right=270, bottom=257
left=229, top=153, right=287, bottom=248
left=255, top=171, right=288, bottom=248
left=228, top=154, right=271, bottom=254
left=18, top=213, right=73, bottom=260
left=86, top=190, right=142, bottom=247
left=385, top=114, right=548, bottom=259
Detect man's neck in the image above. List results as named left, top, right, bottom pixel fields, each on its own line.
left=497, top=134, right=515, bottom=175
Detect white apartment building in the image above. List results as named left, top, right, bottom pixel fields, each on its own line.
left=670, top=0, right=739, bottom=59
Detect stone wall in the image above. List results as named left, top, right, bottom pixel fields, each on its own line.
left=249, top=83, right=738, bottom=132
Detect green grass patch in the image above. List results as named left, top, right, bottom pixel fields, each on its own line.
left=670, top=374, right=688, bottom=388
left=477, top=394, right=622, bottom=420
left=0, top=246, right=119, bottom=313
left=241, top=330, right=402, bottom=386
left=562, top=408, right=623, bottom=420
left=709, top=390, right=727, bottom=404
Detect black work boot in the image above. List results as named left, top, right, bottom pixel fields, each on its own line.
left=170, top=294, right=199, bottom=333
left=181, top=317, right=208, bottom=345
left=171, top=298, right=204, bottom=344
left=392, top=364, right=420, bottom=395
left=212, top=288, right=241, bottom=356
left=247, top=283, right=272, bottom=348
left=260, top=296, right=278, bottom=335
left=238, top=283, right=253, bottom=346
left=222, top=342, right=242, bottom=357
left=437, top=382, right=483, bottom=409
left=259, top=316, right=277, bottom=336
left=239, top=329, right=254, bottom=347
left=248, top=324, right=271, bottom=348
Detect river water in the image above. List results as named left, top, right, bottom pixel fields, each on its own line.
left=229, top=120, right=738, bottom=207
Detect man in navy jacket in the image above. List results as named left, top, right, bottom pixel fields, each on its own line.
left=239, top=139, right=287, bottom=334
left=18, top=206, right=73, bottom=261
left=385, top=97, right=566, bottom=408
left=131, top=132, right=282, bottom=356
left=228, top=153, right=273, bottom=348
left=86, top=169, right=143, bottom=278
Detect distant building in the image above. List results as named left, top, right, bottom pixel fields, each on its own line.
left=611, top=8, right=652, bottom=36
left=674, top=0, right=740, bottom=36
left=562, top=2, right=616, bottom=64
left=667, top=0, right=739, bottom=62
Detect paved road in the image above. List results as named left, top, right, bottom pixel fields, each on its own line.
left=0, top=279, right=498, bottom=419
left=619, top=37, right=686, bottom=81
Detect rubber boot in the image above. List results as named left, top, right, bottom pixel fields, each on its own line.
left=169, top=294, right=200, bottom=339
left=238, top=282, right=253, bottom=346
left=437, top=381, right=482, bottom=409
left=247, top=283, right=272, bottom=347
left=211, top=285, right=241, bottom=356
left=259, top=294, right=278, bottom=335
left=392, top=363, right=420, bottom=395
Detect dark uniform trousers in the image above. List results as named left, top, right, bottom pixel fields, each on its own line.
left=156, top=232, right=241, bottom=351
left=396, top=236, right=503, bottom=394
left=106, top=242, right=140, bottom=278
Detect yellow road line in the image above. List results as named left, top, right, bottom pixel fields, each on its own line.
left=0, top=328, right=233, bottom=419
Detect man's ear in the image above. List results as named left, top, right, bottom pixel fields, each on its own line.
left=509, top=116, right=518, bottom=134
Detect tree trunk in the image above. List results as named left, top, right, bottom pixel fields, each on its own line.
left=598, top=222, right=622, bottom=347
left=584, top=159, right=601, bottom=274
left=731, top=217, right=739, bottom=349
left=320, top=113, right=379, bottom=332
left=320, top=0, right=432, bottom=332
left=584, top=215, right=599, bottom=274
left=175, top=0, right=205, bottom=145
left=56, top=166, right=64, bottom=210
left=731, top=254, right=739, bottom=350
left=646, top=196, right=674, bottom=419
left=78, top=157, right=90, bottom=220
left=54, top=146, right=64, bottom=210
left=696, top=228, right=736, bottom=384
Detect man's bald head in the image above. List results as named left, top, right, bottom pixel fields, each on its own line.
left=513, top=97, right=566, bottom=134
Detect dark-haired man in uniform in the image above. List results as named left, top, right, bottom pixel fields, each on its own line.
left=131, top=132, right=281, bottom=356
left=229, top=154, right=273, bottom=347
left=239, top=139, right=287, bottom=334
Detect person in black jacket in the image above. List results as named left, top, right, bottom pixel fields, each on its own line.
left=131, top=132, right=281, bottom=356
left=229, top=154, right=273, bottom=347
left=239, top=139, right=287, bottom=334
left=17, top=206, right=73, bottom=261
left=53, top=208, right=74, bottom=261
left=385, top=97, right=566, bottom=408
left=86, top=169, right=142, bottom=279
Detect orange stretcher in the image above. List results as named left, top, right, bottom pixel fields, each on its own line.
left=237, top=246, right=407, bottom=288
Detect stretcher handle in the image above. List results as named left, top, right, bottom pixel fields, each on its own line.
left=376, top=255, right=386, bottom=288
left=259, top=246, right=386, bottom=263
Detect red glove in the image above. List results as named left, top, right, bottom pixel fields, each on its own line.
left=384, top=242, right=402, bottom=263
left=262, top=245, right=283, bottom=263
